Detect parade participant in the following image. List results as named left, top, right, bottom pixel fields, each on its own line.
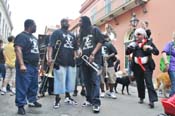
left=126, top=28, right=159, bottom=108
left=162, top=32, right=175, bottom=97
left=100, top=34, right=117, bottom=99
left=0, top=40, right=6, bottom=87
left=79, top=16, right=104, bottom=113
left=47, top=18, right=78, bottom=109
left=14, top=19, right=42, bottom=115
left=1, top=36, right=16, bottom=95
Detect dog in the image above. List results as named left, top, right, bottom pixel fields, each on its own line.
left=155, top=72, right=171, bottom=98
left=114, top=71, right=131, bottom=95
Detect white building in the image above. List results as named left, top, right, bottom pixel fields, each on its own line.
left=0, top=0, right=13, bottom=42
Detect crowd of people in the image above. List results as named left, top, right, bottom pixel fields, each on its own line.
left=0, top=16, right=175, bottom=115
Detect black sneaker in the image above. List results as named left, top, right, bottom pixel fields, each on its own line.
left=149, top=102, right=154, bottom=108
left=138, top=98, right=144, bottom=104
left=28, top=101, right=42, bottom=107
left=18, top=106, right=25, bottom=115
left=64, top=97, right=78, bottom=105
left=73, top=90, right=78, bottom=96
left=80, top=89, right=86, bottom=96
left=93, top=105, right=100, bottom=113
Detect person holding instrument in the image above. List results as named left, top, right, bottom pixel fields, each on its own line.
left=78, top=16, right=104, bottom=113
left=47, top=18, right=78, bottom=109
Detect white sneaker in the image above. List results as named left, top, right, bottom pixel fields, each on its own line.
left=11, top=88, right=16, bottom=93
left=82, top=101, right=91, bottom=107
left=64, top=97, right=78, bottom=105
left=53, top=102, right=60, bottom=109
left=100, top=92, right=105, bottom=98
left=93, top=105, right=100, bottom=113
left=1, top=87, right=7, bottom=95
left=106, top=92, right=117, bottom=99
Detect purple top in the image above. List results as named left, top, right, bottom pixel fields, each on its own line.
left=163, top=41, right=175, bottom=71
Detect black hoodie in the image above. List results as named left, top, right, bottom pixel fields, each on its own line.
left=79, top=16, right=105, bottom=65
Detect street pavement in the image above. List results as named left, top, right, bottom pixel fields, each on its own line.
left=0, top=85, right=165, bottom=116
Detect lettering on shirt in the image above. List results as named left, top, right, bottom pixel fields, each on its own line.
left=102, top=46, right=108, bottom=56
left=30, top=37, right=39, bottom=54
left=83, top=34, right=93, bottom=50
left=63, top=34, right=74, bottom=49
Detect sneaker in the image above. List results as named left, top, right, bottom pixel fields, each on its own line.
left=10, top=88, right=16, bottom=96
left=80, top=89, right=86, bottom=96
left=100, top=92, right=105, bottom=98
left=18, top=106, right=25, bottom=115
left=73, top=90, right=78, bottom=96
left=64, top=97, right=78, bottom=105
left=53, top=102, right=60, bottom=109
left=149, top=102, right=154, bottom=108
left=92, top=105, right=100, bottom=113
left=106, top=92, right=117, bottom=99
left=1, top=87, right=6, bottom=95
left=28, top=101, right=42, bottom=107
left=82, top=101, right=91, bottom=107
left=138, top=98, right=144, bottom=104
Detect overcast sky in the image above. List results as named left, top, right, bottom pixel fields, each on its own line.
left=9, top=0, right=85, bottom=36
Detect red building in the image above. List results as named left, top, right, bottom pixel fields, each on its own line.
left=69, top=0, right=175, bottom=77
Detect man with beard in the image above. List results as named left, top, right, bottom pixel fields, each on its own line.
left=47, top=19, right=78, bottom=109
left=78, top=16, right=104, bottom=113
left=14, top=19, right=42, bottom=115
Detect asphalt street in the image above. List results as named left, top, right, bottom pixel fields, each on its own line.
left=0, top=84, right=165, bottom=116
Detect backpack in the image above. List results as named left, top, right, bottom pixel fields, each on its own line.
left=160, top=42, right=174, bottom=72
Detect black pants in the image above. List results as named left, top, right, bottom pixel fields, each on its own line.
left=82, top=64, right=101, bottom=106
left=133, top=65, right=158, bottom=102
left=39, top=76, right=54, bottom=95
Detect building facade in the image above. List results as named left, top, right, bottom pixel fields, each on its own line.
left=70, top=0, right=175, bottom=77
left=0, top=0, right=13, bottom=42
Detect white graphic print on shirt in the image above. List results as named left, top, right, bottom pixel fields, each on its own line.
left=30, top=38, right=39, bottom=54
left=102, top=46, right=108, bottom=56
left=63, top=34, right=74, bottom=49
left=83, top=34, right=93, bottom=50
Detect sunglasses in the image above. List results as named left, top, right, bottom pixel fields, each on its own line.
left=137, top=33, right=142, bottom=36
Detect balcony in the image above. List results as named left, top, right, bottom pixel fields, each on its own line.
left=92, top=0, right=148, bottom=25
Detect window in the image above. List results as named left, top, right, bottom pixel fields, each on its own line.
left=2, top=19, right=5, bottom=35
left=0, top=12, right=1, bottom=33
left=5, top=24, right=7, bottom=39
left=105, top=0, right=111, bottom=15
left=91, top=7, right=96, bottom=23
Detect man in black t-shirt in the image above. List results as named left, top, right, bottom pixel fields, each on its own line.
left=79, top=16, right=104, bottom=113
left=14, top=19, right=42, bottom=115
left=100, top=36, right=117, bottom=99
left=47, top=19, right=78, bottom=109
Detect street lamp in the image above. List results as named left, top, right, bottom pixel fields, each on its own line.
left=130, top=13, right=139, bottom=28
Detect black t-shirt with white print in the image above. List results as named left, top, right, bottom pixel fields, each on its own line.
left=14, top=32, right=40, bottom=66
left=49, top=29, right=78, bottom=67
left=80, top=26, right=105, bottom=65
left=102, top=41, right=117, bottom=67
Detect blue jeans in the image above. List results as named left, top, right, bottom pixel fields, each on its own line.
left=82, top=64, right=101, bottom=106
left=54, top=66, right=76, bottom=94
left=75, top=66, right=84, bottom=87
left=168, top=71, right=175, bottom=97
left=0, top=63, right=6, bottom=79
left=15, top=64, right=38, bottom=107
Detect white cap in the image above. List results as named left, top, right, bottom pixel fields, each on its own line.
left=134, top=28, right=147, bottom=38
